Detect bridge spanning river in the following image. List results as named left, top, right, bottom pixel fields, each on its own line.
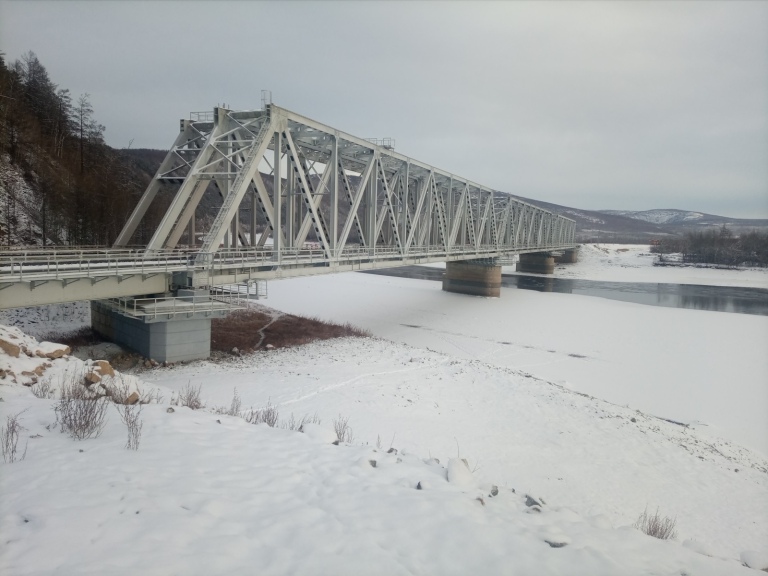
left=1, top=102, right=576, bottom=310
left=0, top=102, right=577, bottom=361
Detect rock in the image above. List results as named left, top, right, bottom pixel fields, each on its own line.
left=525, top=495, right=542, bottom=507
left=166, top=407, right=175, bottom=413
left=387, top=447, right=398, bottom=455
left=265, top=344, right=275, bottom=350
left=33, top=365, right=45, bottom=377
left=21, top=370, right=35, bottom=377
left=630, top=417, right=637, bottom=423
left=740, top=550, right=768, bottom=570
left=368, top=460, right=377, bottom=468
left=150, top=359, right=159, bottom=367
left=42, top=345, right=71, bottom=359
left=0, top=369, right=6, bottom=379
left=144, top=360, right=152, bottom=368
left=544, top=539, right=569, bottom=548
left=447, top=458, right=474, bottom=487
left=93, top=360, right=115, bottom=378
left=476, top=497, right=485, bottom=506
left=489, top=485, right=499, bottom=497
left=125, top=391, right=140, bottom=405
left=416, top=481, right=423, bottom=490
left=84, top=371, right=102, bottom=385
left=231, top=347, right=239, bottom=355
left=0, top=338, right=21, bottom=358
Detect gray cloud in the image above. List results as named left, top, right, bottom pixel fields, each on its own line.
left=1, top=0, right=766, bottom=217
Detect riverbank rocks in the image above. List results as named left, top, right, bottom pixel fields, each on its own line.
left=0, top=337, right=21, bottom=358
left=34, top=341, right=71, bottom=359
left=84, top=360, right=116, bottom=384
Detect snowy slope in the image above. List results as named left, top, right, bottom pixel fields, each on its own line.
left=0, top=153, right=46, bottom=246
left=1, top=333, right=766, bottom=575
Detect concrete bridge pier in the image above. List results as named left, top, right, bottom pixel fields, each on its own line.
left=516, top=253, right=555, bottom=274
left=555, top=247, right=579, bottom=264
left=90, top=289, right=229, bottom=363
left=442, top=260, right=501, bottom=297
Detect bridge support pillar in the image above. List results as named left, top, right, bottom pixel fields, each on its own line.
left=555, top=247, right=579, bottom=264
left=442, top=260, right=501, bottom=297
left=516, top=253, right=555, bottom=274
left=91, top=298, right=213, bottom=363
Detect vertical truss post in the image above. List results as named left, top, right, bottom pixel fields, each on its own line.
left=286, top=152, right=295, bottom=249
left=329, top=134, right=338, bottom=252
left=273, top=131, right=282, bottom=261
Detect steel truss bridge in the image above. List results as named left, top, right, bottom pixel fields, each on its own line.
left=0, top=103, right=576, bottom=310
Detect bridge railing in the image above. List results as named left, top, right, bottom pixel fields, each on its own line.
left=0, top=239, right=577, bottom=286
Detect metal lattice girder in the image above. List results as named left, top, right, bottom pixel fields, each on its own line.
left=113, top=103, right=577, bottom=276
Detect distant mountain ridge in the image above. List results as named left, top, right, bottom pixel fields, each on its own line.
left=508, top=195, right=768, bottom=242
left=597, top=208, right=768, bottom=228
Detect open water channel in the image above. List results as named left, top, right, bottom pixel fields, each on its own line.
left=363, top=266, right=768, bottom=317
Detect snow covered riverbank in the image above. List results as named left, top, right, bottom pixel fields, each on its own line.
left=1, top=332, right=766, bottom=574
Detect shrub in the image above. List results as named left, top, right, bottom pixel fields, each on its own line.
left=1, top=411, right=28, bottom=463
left=30, top=378, right=55, bottom=399
left=333, top=414, right=354, bottom=444
left=55, top=380, right=108, bottom=440
left=114, top=403, right=143, bottom=450
left=105, top=376, right=132, bottom=404
left=177, top=383, right=205, bottom=410
left=243, top=400, right=279, bottom=427
left=634, top=507, right=678, bottom=540
left=281, top=412, right=321, bottom=431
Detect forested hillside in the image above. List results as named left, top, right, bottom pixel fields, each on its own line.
left=0, top=51, right=153, bottom=247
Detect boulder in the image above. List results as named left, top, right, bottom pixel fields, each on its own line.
left=51, top=346, right=71, bottom=359
left=0, top=338, right=20, bottom=358
left=93, top=360, right=115, bottom=378
left=84, top=371, right=102, bottom=385
left=36, top=343, right=71, bottom=359
left=125, top=391, right=140, bottom=405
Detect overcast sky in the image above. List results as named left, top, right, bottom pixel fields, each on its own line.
left=2, top=1, right=767, bottom=218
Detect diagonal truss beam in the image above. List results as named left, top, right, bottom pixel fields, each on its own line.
left=113, top=104, right=576, bottom=276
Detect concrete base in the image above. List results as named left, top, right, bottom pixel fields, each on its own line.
left=555, top=248, right=579, bottom=264
left=442, top=261, right=501, bottom=297
left=91, top=301, right=212, bottom=363
left=516, top=253, right=555, bottom=274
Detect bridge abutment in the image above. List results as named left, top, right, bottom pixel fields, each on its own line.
left=90, top=289, right=224, bottom=363
left=442, top=261, right=501, bottom=297
left=516, top=253, right=555, bottom=275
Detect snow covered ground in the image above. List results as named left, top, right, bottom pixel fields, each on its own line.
left=2, top=245, right=768, bottom=574
left=264, top=271, right=768, bottom=459
left=1, top=330, right=766, bottom=574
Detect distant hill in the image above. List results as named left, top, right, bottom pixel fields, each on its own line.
left=509, top=196, right=768, bottom=242
left=598, top=208, right=768, bottom=230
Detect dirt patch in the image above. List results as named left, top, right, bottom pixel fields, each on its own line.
left=211, top=307, right=370, bottom=354
left=38, top=326, right=102, bottom=348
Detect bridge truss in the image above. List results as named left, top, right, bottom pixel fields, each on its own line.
left=116, top=104, right=575, bottom=274
left=0, top=103, right=576, bottom=309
